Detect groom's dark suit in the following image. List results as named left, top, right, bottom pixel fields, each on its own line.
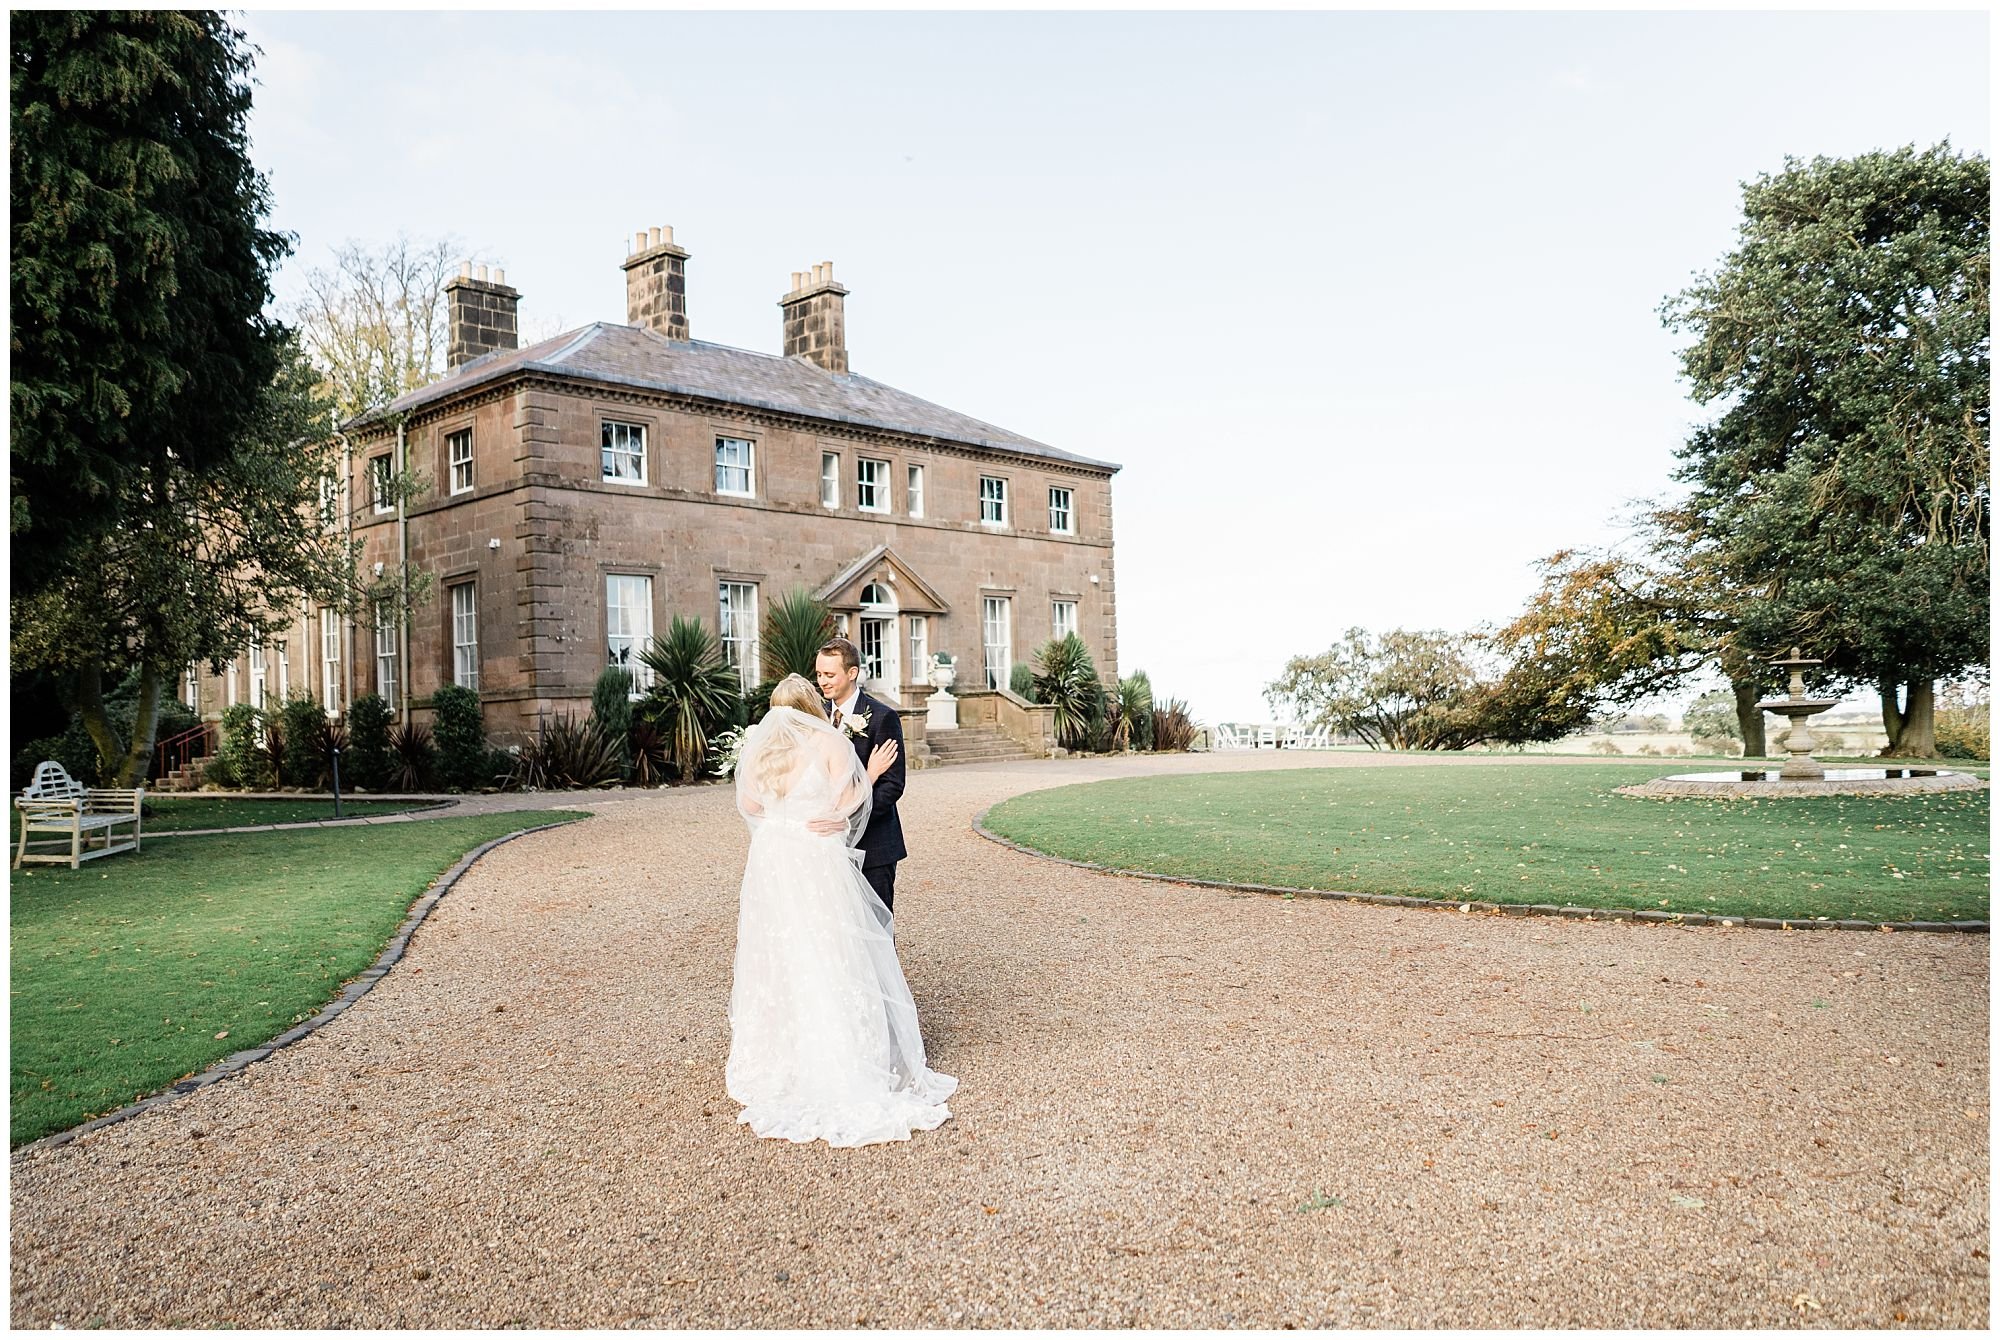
left=832, top=688, right=907, bottom=912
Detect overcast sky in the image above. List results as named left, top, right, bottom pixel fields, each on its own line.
left=237, top=6, right=1989, bottom=725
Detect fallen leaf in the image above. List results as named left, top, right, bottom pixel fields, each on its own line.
left=214, top=1030, right=229, bottom=1039
left=1669, top=1195, right=1705, bottom=1209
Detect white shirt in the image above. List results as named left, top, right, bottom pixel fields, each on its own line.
left=832, top=688, right=862, bottom=725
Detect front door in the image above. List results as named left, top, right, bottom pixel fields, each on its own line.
left=859, top=615, right=899, bottom=702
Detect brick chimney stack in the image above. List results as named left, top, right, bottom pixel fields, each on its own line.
left=622, top=224, right=689, bottom=340
left=780, top=261, right=848, bottom=374
left=443, top=263, right=520, bottom=369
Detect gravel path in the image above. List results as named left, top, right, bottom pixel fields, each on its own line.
left=10, top=752, right=1989, bottom=1327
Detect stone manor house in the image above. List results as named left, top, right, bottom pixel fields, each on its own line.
left=185, top=225, right=1121, bottom=746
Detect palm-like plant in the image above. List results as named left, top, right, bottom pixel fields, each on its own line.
left=748, top=587, right=835, bottom=722
left=1111, top=669, right=1153, bottom=751
left=1152, top=697, right=1198, bottom=751
left=639, top=616, right=744, bottom=782
left=1031, top=633, right=1105, bottom=750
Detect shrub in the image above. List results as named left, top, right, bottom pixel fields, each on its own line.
left=590, top=667, right=636, bottom=780
left=261, top=723, right=289, bottom=791
left=389, top=720, right=436, bottom=791
left=1031, top=635, right=1105, bottom=751
left=346, top=694, right=395, bottom=790
left=638, top=617, right=743, bottom=782
left=1009, top=662, right=1036, bottom=701
left=1152, top=697, right=1198, bottom=752
left=218, top=704, right=267, bottom=789
left=1111, top=670, right=1153, bottom=752
left=628, top=716, right=670, bottom=787
left=275, top=693, right=330, bottom=787
left=12, top=716, right=100, bottom=790
left=510, top=714, right=623, bottom=790
left=431, top=684, right=487, bottom=790
left=1935, top=685, right=1990, bottom=760
left=1588, top=738, right=1623, bottom=755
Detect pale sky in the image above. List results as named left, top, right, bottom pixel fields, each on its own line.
left=237, top=6, right=1990, bottom=725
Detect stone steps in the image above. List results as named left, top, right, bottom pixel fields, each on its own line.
left=924, top=727, right=1033, bottom=767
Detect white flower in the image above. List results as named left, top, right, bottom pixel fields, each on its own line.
left=839, top=711, right=871, bottom=737
left=711, top=727, right=747, bottom=778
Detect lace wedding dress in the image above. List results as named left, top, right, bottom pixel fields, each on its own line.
left=725, top=705, right=956, bottom=1147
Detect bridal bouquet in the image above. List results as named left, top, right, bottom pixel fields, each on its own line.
left=711, top=726, right=747, bottom=778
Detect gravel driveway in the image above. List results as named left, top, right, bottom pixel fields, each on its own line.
left=9, top=752, right=1989, bottom=1327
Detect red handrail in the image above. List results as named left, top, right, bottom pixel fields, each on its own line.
left=153, top=720, right=217, bottom=781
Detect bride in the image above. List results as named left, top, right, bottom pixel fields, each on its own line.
left=725, top=673, right=957, bottom=1147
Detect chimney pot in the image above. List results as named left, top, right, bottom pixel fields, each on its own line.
left=475, top=264, right=489, bottom=283
left=661, top=224, right=675, bottom=245
left=633, top=230, right=647, bottom=253
left=459, top=261, right=472, bottom=279
left=648, top=226, right=662, bottom=248
left=494, top=268, right=506, bottom=286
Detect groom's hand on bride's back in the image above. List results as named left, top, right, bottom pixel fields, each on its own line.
left=866, top=739, right=899, bottom=781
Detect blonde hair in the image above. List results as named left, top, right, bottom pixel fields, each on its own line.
left=756, top=674, right=827, bottom=795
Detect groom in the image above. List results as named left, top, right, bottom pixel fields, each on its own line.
left=813, top=636, right=907, bottom=912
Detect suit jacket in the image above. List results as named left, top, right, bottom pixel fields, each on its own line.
left=832, top=688, right=907, bottom=869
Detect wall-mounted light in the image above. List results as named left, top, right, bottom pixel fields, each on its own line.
left=372, top=561, right=385, bottom=577
left=488, top=538, right=501, bottom=550
left=1088, top=573, right=1100, bottom=584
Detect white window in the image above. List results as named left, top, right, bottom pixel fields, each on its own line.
left=907, top=464, right=925, bottom=518
left=820, top=452, right=840, bottom=508
left=908, top=614, right=928, bottom=680
left=448, top=428, right=474, bottom=496
left=450, top=582, right=480, bottom=692
left=715, top=436, right=754, bottom=496
left=276, top=641, right=290, bottom=700
left=183, top=664, right=199, bottom=710
left=318, top=474, right=339, bottom=526
left=980, top=475, right=1008, bottom=526
left=718, top=581, right=760, bottom=688
left=370, top=455, right=394, bottom=514
left=320, top=609, right=341, bottom=713
left=374, top=603, right=399, bottom=712
left=225, top=659, right=238, bottom=707
left=857, top=458, right=889, bottom=512
left=1052, top=599, right=1078, bottom=643
left=1049, top=486, right=1074, bottom=535
left=606, top=575, right=654, bottom=694
left=859, top=617, right=890, bottom=686
left=982, top=596, right=1012, bottom=690
left=248, top=642, right=267, bottom=710
left=601, top=420, right=647, bottom=485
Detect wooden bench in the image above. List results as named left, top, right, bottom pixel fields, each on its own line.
left=13, top=761, right=145, bottom=870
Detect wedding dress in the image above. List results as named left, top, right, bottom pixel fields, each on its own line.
left=725, top=705, right=957, bottom=1147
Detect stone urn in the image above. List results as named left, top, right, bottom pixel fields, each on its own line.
left=926, top=654, right=958, bottom=731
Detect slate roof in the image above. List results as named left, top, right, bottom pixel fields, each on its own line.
left=349, top=323, right=1118, bottom=473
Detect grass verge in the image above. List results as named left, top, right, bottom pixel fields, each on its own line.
left=142, top=795, right=431, bottom=832
left=10, top=809, right=585, bottom=1147
left=982, top=764, right=1987, bottom=924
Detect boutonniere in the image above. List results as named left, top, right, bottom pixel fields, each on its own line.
left=839, top=711, right=871, bottom=737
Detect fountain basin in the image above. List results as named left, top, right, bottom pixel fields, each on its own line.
left=1621, top=767, right=1984, bottom=799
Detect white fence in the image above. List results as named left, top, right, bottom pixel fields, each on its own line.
left=1212, top=723, right=1333, bottom=750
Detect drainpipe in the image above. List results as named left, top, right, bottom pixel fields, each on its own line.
left=396, top=419, right=411, bottom=727
left=333, top=428, right=355, bottom=716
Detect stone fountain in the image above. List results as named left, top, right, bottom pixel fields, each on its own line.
left=1621, top=647, right=1983, bottom=799
left=1757, top=647, right=1841, bottom=780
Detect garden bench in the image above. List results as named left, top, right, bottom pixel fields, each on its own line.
left=13, top=761, right=145, bottom=870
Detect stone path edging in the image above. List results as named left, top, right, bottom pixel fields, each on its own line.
left=970, top=806, right=1990, bottom=936
left=144, top=798, right=459, bottom=837
left=11, top=819, right=578, bottom=1161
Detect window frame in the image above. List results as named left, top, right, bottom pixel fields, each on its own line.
left=374, top=602, right=400, bottom=713
left=606, top=574, right=655, bottom=696
left=1048, top=485, right=1074, bottom=535
left=449, top=581, right=480, bottom=693
left=447, top=427, right=475, bottom=496
left=369, top=455, right=395, bottom=515
left=908, top=613, right=928, bottom=681
left=601, top=419, right=649, bottom=487
left=907, top=464, right=925, bottom=518
left=320, top=607, right=341, bottom=714
left=718, top=581, right=761, bottom=688
left=982, top=596, right=1012, bottom=690
left=979, top=475, right=1009, bottom=527
left=820, top=451, right=841, bottom=509
left=856, top=457, right=890, bottom=513
left=1052, top=599, right=1078, bottom=643
left=714, top=435, right=756, bottom=498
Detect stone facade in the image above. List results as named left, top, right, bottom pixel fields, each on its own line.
left=186, top=229, right=1121, bottom=744
left=444, top=269, right=519, bottom=370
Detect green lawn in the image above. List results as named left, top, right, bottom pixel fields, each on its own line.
left=143, top=795, right=432, bottom=832
left=983, top=764, right=1988, bottom=924
left=10, top=810, right=584, bottom=1147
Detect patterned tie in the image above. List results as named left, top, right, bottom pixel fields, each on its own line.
left=832, top=705, right=843, bottom=728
